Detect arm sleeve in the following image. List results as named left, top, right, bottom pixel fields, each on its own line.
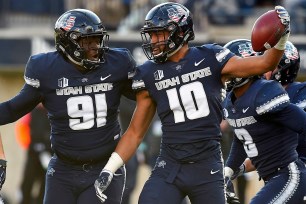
left=255, top=80, right=290, bottom=115
left=122, top=49, right=137, bottom=100
left=267, top=103, right=306, bottom=135
left=225, top=135, right=248, bottom=171
left=0, top=84, right=42, bottom=125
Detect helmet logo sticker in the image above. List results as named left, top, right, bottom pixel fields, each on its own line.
left=284, top=45, right=299, bottom=60
left=238, top=42, right=256, bottom=58
left=62, top=16, right=76, bottom=31
left=167, top=7, right=187, bottom=23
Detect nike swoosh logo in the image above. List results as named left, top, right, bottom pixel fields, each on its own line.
left=242, top=107, right=249, bottom=113
left=100, top=74, right=111, bottom=81
left=210, top=169, right=220, bottom=174
left=194, top=58, right=205, bottom=66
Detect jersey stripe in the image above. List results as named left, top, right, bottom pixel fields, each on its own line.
left=256, top=94, right=290, bottom=115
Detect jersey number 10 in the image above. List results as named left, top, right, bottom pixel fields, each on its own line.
left=166, top=82, right=210, bottom=123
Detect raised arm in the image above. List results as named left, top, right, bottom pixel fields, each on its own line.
left=221, top=6, right=290, bottom=82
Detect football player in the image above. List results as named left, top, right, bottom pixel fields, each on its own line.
left=0, top=9, right=136, bottom=204
left=264, top=41, right=306, bottom=164
left=223, top=39, right=306, bottom=204
left=94, top=2, right=290, bottom=204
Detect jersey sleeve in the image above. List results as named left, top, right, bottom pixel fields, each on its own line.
left=292, top=85, right=306, bottom=111
left=268, top=103, right=306, bottom=135
left=202, top=43, right=235, bottom=68
left=24, top=55, right=42, bottom=88
left=0, top=55, right=42, bottom=124
left=132, top=65, right=146, bottom=92
left=225, top=136, right=248, bottom=171
left=0, top=84, right=42, bottom=125
left=255, top=80, right=290, bottom=115
left=120, top=48, right=137, bottom=100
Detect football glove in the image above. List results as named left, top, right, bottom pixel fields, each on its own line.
left=0, top=160, right=7, bottom=190
left=274, top=6, right=290, bottom=27
left=94, top=169, right=113, bottom=203
left=231, top=164, right=245, bottom=180
left=225, top=177, right=240, bottom=204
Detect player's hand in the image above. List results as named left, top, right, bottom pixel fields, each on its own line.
left=94, top=169, right=113, bottom=203
left=0, top=160, right=7, bottom=190
left=225, top=177, right=240, bottom=204
left=274, top=6, right=290, bottom=33
left=231, top=164, right=245, bottom=180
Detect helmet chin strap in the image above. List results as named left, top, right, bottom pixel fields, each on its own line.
left=167, top=32, right=190, bottom=58
left=58, top=45, right=84, bottom=67
left=59, top=44, right=101, bottom=70
left=233, top=78, right=251, bottom=90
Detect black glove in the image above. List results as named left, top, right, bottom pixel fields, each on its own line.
left=225, top=177, right=240, bottom=204
left=0, top=159, right=7, bottom=190
left=94, top=169, right=113, bottom=203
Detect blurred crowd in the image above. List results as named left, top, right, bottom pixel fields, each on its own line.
left=0, top=0, right=305, bottom=34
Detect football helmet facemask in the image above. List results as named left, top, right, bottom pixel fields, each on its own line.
left=54, top=9, right=109, bottom=70
left=270, top=41, right=300, bottom=85
left=224, top=39, right=260, bottom=92
left=140, top=2, right=195, bottom=63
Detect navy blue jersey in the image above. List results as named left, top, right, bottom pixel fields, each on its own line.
left=286, top=82, right=306, bottom=162
left=224, top=79, right=306, bottom=178
left=133, top=44, right=234, bottom=144
left=286, top=82, right=306, bottom=111
left=0, top=48, right=136, bottom=163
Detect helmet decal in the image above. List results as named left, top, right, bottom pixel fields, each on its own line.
left=223, top=39, right=260, bottom=91
left=167, top=6, right=187, bottom=23
left=284, top=44, right=299, bottom=60
left=271, top=41, right=300, bottom=85
left=238, top=42, right=257, bottom=58
left=62, top=16, right=76, bottom=31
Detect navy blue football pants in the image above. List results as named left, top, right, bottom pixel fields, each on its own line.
left=43, top=155, right=126, bottom=204
left=139, top=151, right=225, bottom=204
left=251, top=159, right=306, bottom=204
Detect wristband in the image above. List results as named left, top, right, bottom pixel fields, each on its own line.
left=274, top=32, right=290, bottom=50
left=104, top=152, right=124, bottom=173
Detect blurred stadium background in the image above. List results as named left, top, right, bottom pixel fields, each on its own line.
left=0, top=0, right=305, bottom=203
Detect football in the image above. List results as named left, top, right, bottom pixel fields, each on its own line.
left=251, top=10, right=286, bottom=52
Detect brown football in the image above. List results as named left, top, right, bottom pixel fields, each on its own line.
left=251, top=10, right=286, bottom=52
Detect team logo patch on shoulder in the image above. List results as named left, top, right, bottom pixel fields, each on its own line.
left=154, top=70, right=164, bottom=80
left=24, top=76, right=40, bottom=88
left=132, top=80, right=145, bottom=90
left=58, top=77, right=69, bottom=88
left=216, top=48, right=230, bottom=62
